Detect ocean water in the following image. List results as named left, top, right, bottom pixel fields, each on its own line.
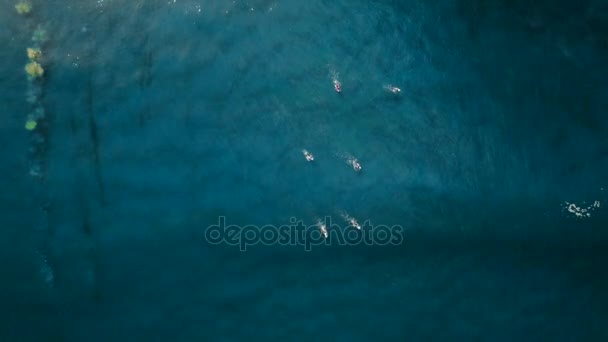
left=1, top=0, right=608, bottom=340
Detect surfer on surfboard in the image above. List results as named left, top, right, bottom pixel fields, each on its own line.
left=333, top=79, right=342, bottom=93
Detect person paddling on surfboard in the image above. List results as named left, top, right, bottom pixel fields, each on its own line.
left=347, top=158, right=362, bottom=172
left=302, top=149, right=314, bottom=162
left=384, top=84, right=401, bottom=94
left=333, top=79, right=342, bottom=93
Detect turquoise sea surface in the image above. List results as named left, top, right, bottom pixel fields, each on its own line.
left=1, top=0, right=607, bottom=340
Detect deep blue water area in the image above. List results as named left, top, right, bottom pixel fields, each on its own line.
left=1, top=0, right=607, bottom=340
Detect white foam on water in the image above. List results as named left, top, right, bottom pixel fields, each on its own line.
left=316, top=219, right=328, bottom=238
left=37, top=250, right=55, bottom=288
left=563, top=200, right=601, bottom=219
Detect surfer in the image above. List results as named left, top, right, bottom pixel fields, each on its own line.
left=341, top=212, right=361, bottom=230
left=333, top=79, right=342, bottom=93
left=349, top=217, right=361, bottom=230
left=316, top=219, right=329, bottom=238
left=302, top=149, right=314, bottom=162
left=384, top=84, right=401, bottom=94
left=348, top=158, right=362, bottom=172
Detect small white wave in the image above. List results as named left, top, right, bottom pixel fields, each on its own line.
left=37, top=250, right=54, bottom=288
left=563, top=200, right=601, bottom=219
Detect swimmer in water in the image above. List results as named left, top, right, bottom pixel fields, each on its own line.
left=333, top=79, right=342, bottom=93
left=328, top=67, right=342, bottom=93
left=302, top=149, right=314, bottom=162
left=341, top=212, right=361, bottom=230
left=384, top=84, right=401, bottom=94
left=316, top=219, right=329, bottom=238
left=347, top=158, right=362, bottom=172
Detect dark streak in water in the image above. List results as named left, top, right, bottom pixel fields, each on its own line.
left=138, top=35, right=154, bottom=89
left=138, top=105, right=151, bottom=127
left=82, top=215, right=92, bottom=237
left=69, top=117, right=78, bottom=136
left=80, top=198, right=102, bottom=302
left=87, top=79, right=106, bottom=206
left=144, top=50, right=154, bottom=86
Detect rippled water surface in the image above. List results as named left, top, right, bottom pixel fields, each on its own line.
left=1, top=0, right=608, bottom=340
